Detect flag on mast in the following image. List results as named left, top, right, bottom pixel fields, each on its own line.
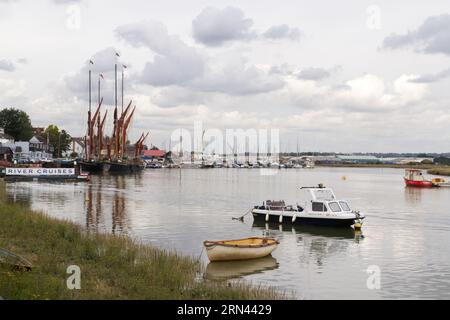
left=115, top=52, right=120, bottom=57
left=89, top=60, right=94, bottom=65
left=99, top=74, right=104, bottom=79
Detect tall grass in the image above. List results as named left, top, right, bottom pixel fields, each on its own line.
left=427, top=168, right=450, bottom=176
left=0, top=183, right=283, bottom=300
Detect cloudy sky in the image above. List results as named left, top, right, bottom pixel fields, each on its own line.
left=1, top=0, right=450, bottom=153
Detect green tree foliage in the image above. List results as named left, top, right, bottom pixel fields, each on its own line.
left=44, top=125, right=71, bottom=158
left=434, top=157, right=450, bottom=166
left=0, top=108, right=33, bottom=141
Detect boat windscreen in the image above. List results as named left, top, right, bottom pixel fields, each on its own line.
left=329, top=202, right=341, bottom=212
left=339, top=201, right=351, bottom=211
left=313, top=189, right=335, bottom=201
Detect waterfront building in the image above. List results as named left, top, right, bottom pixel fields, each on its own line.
left=0, top=128, right=14, bottom=144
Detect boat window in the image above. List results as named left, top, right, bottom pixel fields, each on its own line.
left=329, top=202, right=341, bottom=212
left=312, top=202, right=327, bottom=212
left=339, top=201, right=351, bottom=211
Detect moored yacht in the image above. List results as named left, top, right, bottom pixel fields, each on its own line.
left=252, top=185, right=365, bottom=227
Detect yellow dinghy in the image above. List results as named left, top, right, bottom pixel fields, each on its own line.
left=203, top=237, right=279, bottom=262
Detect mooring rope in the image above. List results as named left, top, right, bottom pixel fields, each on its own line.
left=232, top=208, right=252, bottom=221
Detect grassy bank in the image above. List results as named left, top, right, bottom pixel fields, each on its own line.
left=0, top=188, right=282, bottom=300
left=427, top=168, right=450, bottom=176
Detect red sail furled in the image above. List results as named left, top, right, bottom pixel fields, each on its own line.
left=89, top=98, right=103, bottom=159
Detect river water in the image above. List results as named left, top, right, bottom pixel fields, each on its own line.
left=4, top=167, right=450, bottom=299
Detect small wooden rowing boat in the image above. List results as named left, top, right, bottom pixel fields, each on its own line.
left=0, top=248, right=32, bottom=271
left=203, top=237, right=279, bottom=262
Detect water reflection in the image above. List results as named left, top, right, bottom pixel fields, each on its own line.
left=204, top=256, right=279, bottom=281
left=84, top=175, right=130, bottom=234
left=404, top=186, right=423, bottom=203
left=252, top=221, right=364, bottom=268
left=252, top=220, right=363, bottom=240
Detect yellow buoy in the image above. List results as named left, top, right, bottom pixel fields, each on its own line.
left=354, top=222, right=362, bottom=230
left=341, top=176, right=347, bottom=181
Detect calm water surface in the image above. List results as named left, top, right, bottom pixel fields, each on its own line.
left=5, top=167, right=450, bottom=299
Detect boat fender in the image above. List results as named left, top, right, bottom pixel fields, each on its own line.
left=265, top=213, right=270, bottom=222
left=279, top=214, right=283, bottom=223
left=292, top=214, right=297, bottom=223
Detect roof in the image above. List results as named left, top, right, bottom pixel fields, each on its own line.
left=31, top=134, right=47, bottom=143
left=143, top=149, right=166, bottom=157
left=337, top=155, right=379, bottom=160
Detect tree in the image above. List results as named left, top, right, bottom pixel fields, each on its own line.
left=44, top=125, right=72, bottom=158
left=0, top=108, right=33, bottom=141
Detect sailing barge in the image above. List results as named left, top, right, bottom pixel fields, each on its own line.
left=80, top=57, right=148, bottom=173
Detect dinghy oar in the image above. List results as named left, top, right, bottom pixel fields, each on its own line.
left=232, top=208, right=252, bottom=222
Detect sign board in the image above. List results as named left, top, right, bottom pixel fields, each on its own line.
left=5, top=168, right=75, bottom=176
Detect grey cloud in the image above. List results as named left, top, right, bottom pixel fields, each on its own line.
left=269, top=63, right=296, bottom=75
left=151, top=86, right=206, bottom=108
left=383, top=14, right=450, bottom=55
left=192, top=6, right=256, bottom=46
left=192, top=62, right=284, bottom=95
left=17, top=58, right=27, bottom=64
left=0, top=59, right=16, bottom=72
left=297, top=67, right=331, bottom=81
left=410, top=67, right=450, bottom=83
left=116, top=20, right=205, bottom=86
left=263, top=24, right=301, bottom=41
left=115, top=20, right=284, bottom=97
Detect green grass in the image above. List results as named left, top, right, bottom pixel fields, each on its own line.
left=427, top=168, right=450, bottom=176
left=0, top=185, right=283, bottom=300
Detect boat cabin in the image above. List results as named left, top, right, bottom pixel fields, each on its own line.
left=404, top=169, right=427, bottom=181
left=298, top=187, right=352, bottom=214
left=256, top=186, right=353, bottom=214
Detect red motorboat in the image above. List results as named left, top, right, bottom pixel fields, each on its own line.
left=404, top=169, right=434, bottom=188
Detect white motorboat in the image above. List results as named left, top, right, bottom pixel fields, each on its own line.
left=252, top=185, right=365, bottom=227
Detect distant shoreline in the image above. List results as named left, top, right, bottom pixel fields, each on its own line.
left=316, top=163, right=450, bottom=176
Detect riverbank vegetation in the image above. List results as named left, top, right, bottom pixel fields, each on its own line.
left=0, top=187, right=282, bottom=300
left=427, top=168, right=450, bottom=176
left=316, top=163, right=436, bottom=169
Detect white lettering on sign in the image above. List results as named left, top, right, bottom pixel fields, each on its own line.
left=5, top=168, right=75, bottom=176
